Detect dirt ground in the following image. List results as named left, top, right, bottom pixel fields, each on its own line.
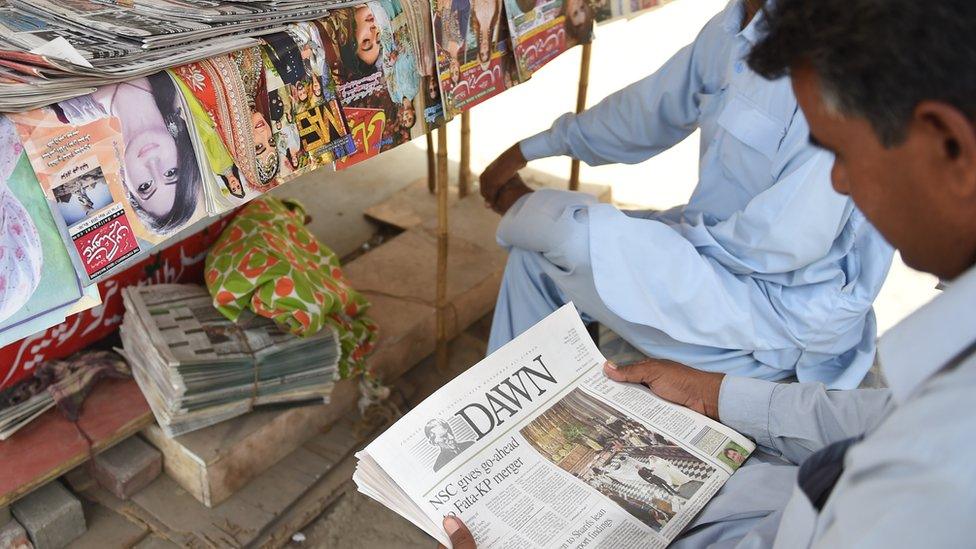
left=294, top=491, right=432, bottom=549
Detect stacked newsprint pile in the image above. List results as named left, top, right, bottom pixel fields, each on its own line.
left=0, top=0, right=359, bottom=110
left=120, top=284, right=340, bottom=437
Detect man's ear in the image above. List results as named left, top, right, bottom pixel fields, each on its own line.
left=915, top=101, right=976, bottom=199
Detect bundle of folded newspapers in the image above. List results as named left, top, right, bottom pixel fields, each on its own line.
left=0, top=0, right=364, bottom=110
left=120, top=284, right=340, bottom=437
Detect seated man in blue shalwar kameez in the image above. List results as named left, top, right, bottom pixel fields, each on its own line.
left=478, top=0, right=893, bottom=389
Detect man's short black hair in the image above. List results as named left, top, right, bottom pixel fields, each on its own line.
left=747, top=0, right=976, bottom=147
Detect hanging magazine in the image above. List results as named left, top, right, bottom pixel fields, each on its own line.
left=0, top=114, right=100, bottom=349
left=429, top=0, right=517, bottom=119
left=9, top=72, right=208, bottom=284
left=503, top=0, right=593, bottom=81
left=355, top=304, right=755, bottom=548
left=398, top=0, right=447, bottom=127
left=171, top=46, right=284, bottom=205
left=591, top=0, right=672, bottom=25
left=260, top=23, right=356, bottom=184
left=317, top=1, right=428, bottom=168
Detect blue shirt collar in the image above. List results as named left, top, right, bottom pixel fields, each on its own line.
left=722, top=0, right=768, bottom=44
left=878, top=264, right=976, bottom=403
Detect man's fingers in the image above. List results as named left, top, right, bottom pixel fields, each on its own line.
left=443, top=516, right=476, bottom=549
left=602, top=360, right=663, bottom=386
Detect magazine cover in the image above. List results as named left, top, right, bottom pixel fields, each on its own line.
left=399, top=0, right=447, bottom=127
left=504, top=0, right=593, bottom=81
left=170, top=69, right=255, bottom=215
left=592, top=0, right=671, bottom=24
left=9, top=72, right=208, bottom=284
left=317, top=2, right=423, bottom=169
left=171, top=47, right=284, bottom=197
left=429, top=0, right=518, bottom=118
left=261, top=24, right=356, bottom=184
left=0, top=115, right=99, bottom=348
left=379, top=0, right=438, bottom=138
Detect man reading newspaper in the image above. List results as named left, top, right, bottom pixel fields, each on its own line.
left=432, top=0, right=976, bottom=546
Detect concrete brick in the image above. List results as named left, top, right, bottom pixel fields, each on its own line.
left=10, top=482, right=84, bottom=549
left=91, top=437, right=161, bottom=500
left=0, top=519, right=32, bottom=549
left=60, top=467, right=94, bottom=494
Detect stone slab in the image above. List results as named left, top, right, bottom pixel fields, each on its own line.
left=87, top=416, right=369, bottom=548
left=70, top=501, right=147, bottom=549
left=10, top=482, right=85, bottom=549
left=132, top=535, right=181, bottom=549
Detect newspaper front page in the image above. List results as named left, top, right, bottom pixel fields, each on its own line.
left=355, top=304, right=755, bottom=548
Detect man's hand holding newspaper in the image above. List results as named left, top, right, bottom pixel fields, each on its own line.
left=354, top=304, right=754, bottom=548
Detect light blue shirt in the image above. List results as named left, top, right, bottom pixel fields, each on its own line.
left=687, top=264, right=976, bottom=547
left=512, top=0, right=893, bottom=388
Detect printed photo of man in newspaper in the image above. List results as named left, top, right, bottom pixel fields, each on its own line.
left=520, top=388, right=713, bottom=532
left=425, top=418, right=476, bottom=472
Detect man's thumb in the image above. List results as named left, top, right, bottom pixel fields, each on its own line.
left=603, top=360, right=659, bottom=385
left=444, top=516, right=476, bottom=549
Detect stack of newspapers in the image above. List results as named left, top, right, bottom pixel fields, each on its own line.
left=0, top=389, right=55, bottom=440
left=0, top=0, right=362, bottom=110
left=355, top=305, right=756, bottom=547
left=120, top=284, right=340, bottom=437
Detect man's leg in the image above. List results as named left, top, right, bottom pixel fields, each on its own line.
left=487, top=247, right=572, bottom=353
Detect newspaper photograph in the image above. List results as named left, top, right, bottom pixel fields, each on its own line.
left=355, top=304, right=754, bottom=548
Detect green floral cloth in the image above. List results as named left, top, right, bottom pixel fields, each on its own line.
left=205, top=197, right=376, bottom=378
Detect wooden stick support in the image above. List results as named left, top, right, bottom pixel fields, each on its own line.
left=435, top=126, right=450, bottom=373
left=426, top=131, right=436, bottom=194
left=459, top=111, right=471, bottom=198
left=569, top=42, right=592, bottom=192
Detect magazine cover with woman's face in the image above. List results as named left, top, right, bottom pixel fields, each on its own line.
left=318, top=2, right=426, bottom=168
left=9, top=71, right=207, bottom=284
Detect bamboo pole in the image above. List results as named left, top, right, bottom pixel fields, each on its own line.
left=426, top=131, right=436, bottom=194
left=459, top=111, right=471, bottom=198
left=435, top=126, right=450, bottom=373
left=569, top=42, right=592, bottom=191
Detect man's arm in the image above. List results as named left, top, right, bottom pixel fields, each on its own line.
left=479, top=9, right=728, bottom=208
left=719, top=376, right=892, bottom=464
left=519, top=18, right=722, bottom=166
left=603, top=360, right=894, bottom=465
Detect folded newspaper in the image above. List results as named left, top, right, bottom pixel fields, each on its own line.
left=354, top=304, right=755, bottom=548
left=120, top=284, right=340, bottom=437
